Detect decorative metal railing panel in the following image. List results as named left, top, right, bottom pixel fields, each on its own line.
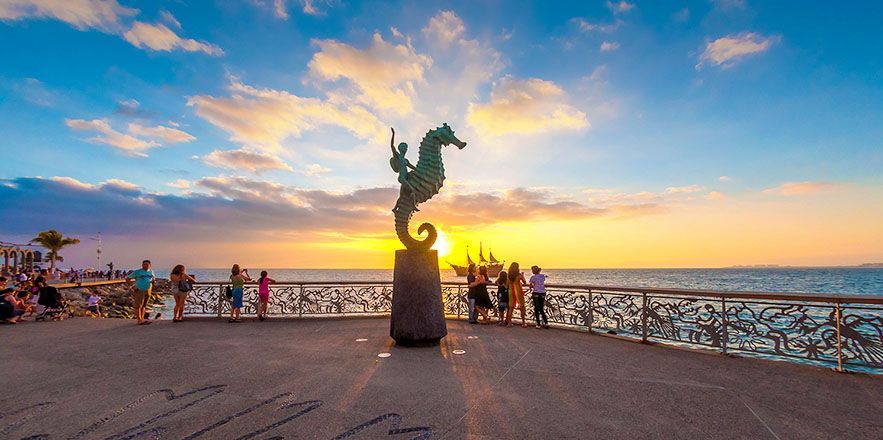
left=185, top=282, right=882, bottom=372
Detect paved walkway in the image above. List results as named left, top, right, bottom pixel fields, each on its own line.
left=1, top=318, right=880, bottom=439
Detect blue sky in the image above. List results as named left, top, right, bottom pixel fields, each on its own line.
left=1, top=0, right=882, bottom=268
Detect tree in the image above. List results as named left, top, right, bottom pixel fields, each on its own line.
left=30, top=230, right=80, bottom=272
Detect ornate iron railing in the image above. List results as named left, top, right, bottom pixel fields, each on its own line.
left=185, top=281, right=883, bottom=372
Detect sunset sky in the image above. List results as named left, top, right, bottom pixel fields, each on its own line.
left=1, top=0, right=882, bottom=269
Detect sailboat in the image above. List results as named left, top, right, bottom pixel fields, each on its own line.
left=447, top=243, right=505, bottom=277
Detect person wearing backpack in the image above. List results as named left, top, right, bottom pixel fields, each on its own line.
left=169, top=264, right=197, bottom=323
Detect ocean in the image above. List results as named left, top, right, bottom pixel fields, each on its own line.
left=160, top=268, right=883, bottom=296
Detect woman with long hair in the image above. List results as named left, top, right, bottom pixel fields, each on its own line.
left=473, top=266, right=493, bottom=324
left=169, top=265, right=196, bottom=322
left=229, top=264, right=251, bottom=323
left=506, top=262, right=528, bottom=327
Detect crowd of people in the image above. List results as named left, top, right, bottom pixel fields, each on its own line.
left=0, top=268, right=101, bottom=323
left=3, top=260, right=550, bottom=328
left=466, top=262, right=549, bottom=329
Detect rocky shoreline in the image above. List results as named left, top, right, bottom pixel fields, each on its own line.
left=57, top=279, right=172, bottom=318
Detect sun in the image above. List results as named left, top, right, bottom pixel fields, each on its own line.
left=433, top=228, right=452, bottom=257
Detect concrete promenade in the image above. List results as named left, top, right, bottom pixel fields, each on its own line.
left=1, top=317, right=880, bottom=439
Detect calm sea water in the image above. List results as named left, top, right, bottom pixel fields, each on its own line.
left=158, top=268, right=883, bottom=296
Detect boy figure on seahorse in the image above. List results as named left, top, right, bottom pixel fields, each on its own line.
left=389, top=128, right=420, bottom=213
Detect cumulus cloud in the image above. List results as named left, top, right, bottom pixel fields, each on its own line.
left=1, top=2, right=221, bottom=56
left=606, top=1, right=635, bottom=14
left=202, top=148, right=293, bottom=174
left=65, top=118, right=157, bottom=156
left=302, top=163, right=332, bottom=177
left=0, top=0, right=137, bottom=32
left=0, top=176, right=665, bottom=240
left=422, top=10, right=466, bottom=45
left=123, top=20, right=223, bottom=55
left=762, top=181, right=842, bottom=196
left=166, top=179, right=190, bottom=189
left=307, top=33, right=432, bottom=114
left=600, top=41, right=620, bottom=52
left=65, top=118, right=194, bottom=156
left=696, top=32, right=777, bottom=70
left=466, top=76, right=589, bottom=138
left=188, top=79, right=385, bottom=152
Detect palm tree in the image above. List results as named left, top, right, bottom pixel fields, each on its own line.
left=30, top=230, right=80, bottom=272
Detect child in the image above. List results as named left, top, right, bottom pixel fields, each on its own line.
left=257, top=270, right=276, bottom=321
left=496, top=271, right=509, bottom=325
left=529, top=265, right=549, bottom=329
left=86, top=293, right=101, bottom=317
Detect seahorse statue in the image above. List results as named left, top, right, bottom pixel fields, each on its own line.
left=389, top=123, right=466, bottom=251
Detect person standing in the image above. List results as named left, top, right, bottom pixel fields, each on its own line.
left=506, top=262, right=528, bottom=327
left=127, top=260, right=155, bottom=325
left=473, top=266, right=493, bottom=324
left=496, top=271, right=509, bottom=325
left=465, top=264, right=478, bottom=324
left=529, top=265, right=549, bottom=329
left=229, top=264, right=251, bottom=323
left=169, top=265, right=196, bottom=322
left=256, top=270, right=276, bottom=321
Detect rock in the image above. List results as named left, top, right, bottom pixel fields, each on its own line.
left=389, top=249, right=447, bottom=346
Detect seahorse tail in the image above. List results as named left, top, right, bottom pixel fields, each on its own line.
left=394, top=197, right=437, bottom=251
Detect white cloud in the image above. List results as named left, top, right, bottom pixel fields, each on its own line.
left=167, top=179, right=191, bottom=189
left=665, top=184, right=703, bottom=194
left=65, top=118, right=157, bottom=156
left=123, top=20, right=223, bottom=55
left=706, top=191, right=726, bottom=200
left=583, top=65, right=608, bottom=82
left=307, top=33, right=432, bottom=114
left=128, top=123, right=196, bottom=144
left=719, top=175, right=731, bottom=182
left=49, top=176, right=95, bottom=190
left=0, top=0, right=137, bottom=32
left=762, top=181, right=842, bottom=196
left=571, top=18, right=621, bottom=33
left=188, top=79, right=386, bottom=152
left=422, top=10, right=466, bottom=45
left=302, top=163, right=331, bottom=177
left=65, top=118, right=194, bottom=156
left=202, top=148, right=293, bottom=174
left=466, top=76, right=589, bottom=138
left=606, top=1, right=635, bottom=14
left=1, top=1, right=222, bottom=56
left=696, top=32, right=777, bottom=70
left=600, top=41, right=620, bottom=52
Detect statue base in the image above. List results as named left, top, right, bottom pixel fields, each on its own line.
left=390, top=249, right=447, bottom=346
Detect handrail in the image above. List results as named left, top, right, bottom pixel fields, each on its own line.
left=189, top=281, right=883, bottom=304
left=184, top=280, right=882, bottom=372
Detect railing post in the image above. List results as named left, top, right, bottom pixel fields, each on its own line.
left=721, top=297, right=728, bottom=355
left=217, top=284, right=223, bottom=318
left=298, top=284, right=305, bottom=317
left=457, top=286, right=463, bottom=319
left=641, top=292, right=648, bottom=343
left=587, top=289, right=594, bottom=333
left=835, top=302, right=844, bottom=372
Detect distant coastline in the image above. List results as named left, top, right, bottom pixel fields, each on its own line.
left=727, top=263, right=883, bottom=269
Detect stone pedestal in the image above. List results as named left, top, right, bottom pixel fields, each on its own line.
left=390, top=249, right=447, bottom=346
